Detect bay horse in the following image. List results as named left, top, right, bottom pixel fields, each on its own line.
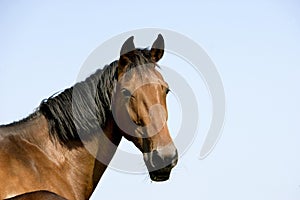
left=0, top=34, right=178, bottom=200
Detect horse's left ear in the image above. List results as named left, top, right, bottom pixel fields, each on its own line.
left=150, top=34, right=165, bottom=62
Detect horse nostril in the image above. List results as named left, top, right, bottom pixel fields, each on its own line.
left=153, top=149, right=159, bottom=156
left=151, top=149, right=178, bottom=169
left=152, top=150, right=164, bottom=167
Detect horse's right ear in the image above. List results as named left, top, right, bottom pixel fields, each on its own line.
left=118, top=36, right=135, bottom=78
left=120, top=36, right=135, bottom=56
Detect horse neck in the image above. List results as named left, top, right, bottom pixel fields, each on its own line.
left=53, top=114, right=122, bottom=199
left=46, top=114, right=122, bottom=199
left=37, top=114, right=121, bottom=199
left=87, top=115, right=122, bottom=192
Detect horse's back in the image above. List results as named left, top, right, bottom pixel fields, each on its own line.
left=5, top=191, right=67, bottom=200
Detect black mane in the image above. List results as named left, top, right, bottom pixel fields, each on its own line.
left=39, top=61, right=118, bottom=143
left=40, top=48, right=156, bottom=144
left=1, top=47, right=156, bottom=145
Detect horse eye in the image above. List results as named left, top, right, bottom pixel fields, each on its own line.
left=122, top=88, right=132, bottom=97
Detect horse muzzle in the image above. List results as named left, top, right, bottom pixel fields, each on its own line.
left=144, top=148, right=178, bottom=182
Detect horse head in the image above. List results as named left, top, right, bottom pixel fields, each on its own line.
left=112, top=35, right=178, bottom=181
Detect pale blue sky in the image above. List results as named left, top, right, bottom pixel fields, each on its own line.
left=1, top=1, right=300, bottom=200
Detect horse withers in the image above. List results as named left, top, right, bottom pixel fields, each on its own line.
left=0, top=34, right=178, bottom=200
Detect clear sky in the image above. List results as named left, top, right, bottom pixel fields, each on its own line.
left=0, top=1, right=300, bottom=200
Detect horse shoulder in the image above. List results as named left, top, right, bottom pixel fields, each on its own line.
left=0, top=135, right=73, bottom=199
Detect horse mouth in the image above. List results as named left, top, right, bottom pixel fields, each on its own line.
left=149, top=169, right=171, bottom=182
left=144, top=150, right=178, bottom=182
left=148, top=162, right=176, bottom=182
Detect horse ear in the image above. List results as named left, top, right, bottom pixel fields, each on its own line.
left=150, top=34, right=164, bottom=62
left=118, top=36, right=135, bottom=78
left=120, top=36, right=135, bottom=56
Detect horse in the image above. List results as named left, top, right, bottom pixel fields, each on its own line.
left=0, top=34, right=178, bottom=200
